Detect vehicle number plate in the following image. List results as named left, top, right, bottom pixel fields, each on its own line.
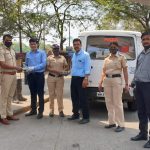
left=97, top=92, right=104, bottom=97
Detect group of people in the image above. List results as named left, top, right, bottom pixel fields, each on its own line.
left=0, top=31, right=150, bottom=148
left=0, top=36, right=91, bottom=125
left=99, top=31, right=150, bottom=148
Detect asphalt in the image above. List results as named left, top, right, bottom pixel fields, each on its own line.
left=2, top=74, right=146, bottom=150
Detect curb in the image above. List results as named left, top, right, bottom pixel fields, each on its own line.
left=13, top=97, right=49, bottom=115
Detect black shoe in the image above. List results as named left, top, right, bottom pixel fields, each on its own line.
left=49, top=112, right=54, bottom=117
left=105, top=124, right=116, bottom=128
left=68, top=114, right=79, bottom=120
left=114, top=126, right=125, bottom=132
left=131, top=134, right=147, bottom=141
left=37, top=113, right=43, bottom=119
left=25, top=111, right=37, bottom=117
left=79, top=119, right=90, bottom=124
left=59, top=111, right=65, bottom=117
left=144, top=140, right=150, bottom=148
left=19, top=97, right=27, bottom=101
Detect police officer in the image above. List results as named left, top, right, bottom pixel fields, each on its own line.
left=47, top=44, right=68, bottom=117
left=130, top=31, right=150, bottom=148
left=99, top=42, right=129, bottom=132
left=0, top=34, right=22, bottom=125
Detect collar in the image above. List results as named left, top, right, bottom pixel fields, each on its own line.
left=108, top=51, right=120, bottom=58
left=2, top=44, right=11, bottom=51
left=52, top=55, right=61, bottom=58
left=75, top=49, right=83, bottom=55
left=142, top=48, right=150, bottom=54
left=30, top=49, right=39, bottom=54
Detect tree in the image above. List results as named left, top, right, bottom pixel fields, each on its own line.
left=40, top=0, right=99, bottom=50
left=0, top=0, right=18, bottom=35
left=0, top=0, right=52, bottom=41
left=0, top=0, right=101, bottom=50
left=93, top=0, right=150, bottom=32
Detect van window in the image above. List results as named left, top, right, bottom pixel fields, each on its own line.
left=86, top=36, right=135, bottom=60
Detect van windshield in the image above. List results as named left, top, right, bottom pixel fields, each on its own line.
left=86, top=36, right=135, bottom=60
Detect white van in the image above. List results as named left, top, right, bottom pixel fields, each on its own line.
left=79, top=30, right=143, bottom=110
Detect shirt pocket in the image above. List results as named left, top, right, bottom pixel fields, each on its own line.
left=57, top=60, right=64, bottom=68
left=26, top=56, right=33, bottom=65
left=77, top=59, right=84, bottom=68
left=5, top=52, right=12, bottom=61
left=50, top=59, right=56, bottom=68
left=114, top=60, right=121, bottom=69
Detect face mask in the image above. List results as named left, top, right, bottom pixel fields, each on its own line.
left=110, top=48, right=118, bottom=54
left=4, top=41, right=12, bottom=48
left=144, top=45, right=150, bottom=50
left=53, top=49, right=59, bottom=56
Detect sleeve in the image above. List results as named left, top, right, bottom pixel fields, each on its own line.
left=121, top=56, right=128, bottom=68
left=34, top=51, right=47, bottom=71
left=0, top=48, right=5, bottom=62
left=84, top=53, right=91, bottom=75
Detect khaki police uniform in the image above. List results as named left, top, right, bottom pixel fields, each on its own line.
left=47, top=55, right=67, bottom=113
left=0, top=45, right=17, bottom=119
left=103, top=53, right=127, bottom=127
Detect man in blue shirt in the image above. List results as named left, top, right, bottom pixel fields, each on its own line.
left=68, top=38, right=91, bottom=124
left=25, top=38, right=46, bottom=119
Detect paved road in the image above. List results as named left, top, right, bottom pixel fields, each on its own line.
left=0, top=77, right=146, bottom=150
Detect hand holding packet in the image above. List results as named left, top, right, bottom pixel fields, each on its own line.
left=129, top=87, right=134, bottom=97
left=23, top=66, right=35, bottom=73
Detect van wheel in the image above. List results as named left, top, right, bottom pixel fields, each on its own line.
left=127, top=100, right=137, bottom=111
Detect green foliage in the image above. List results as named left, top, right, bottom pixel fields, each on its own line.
left=12, top=42, right=30, bottom=52
left=0, top=0, right=99, bottom=50
left=0, top=0, right=51, bottom=41
left=94, top=0, right=150, bottom=31
left=38, top=0, right=99, bottom=50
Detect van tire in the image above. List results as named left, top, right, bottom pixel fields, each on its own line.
left=127, top=100, right=137, bottom=111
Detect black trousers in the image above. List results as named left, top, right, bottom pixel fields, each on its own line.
left=135, top=81, right=150, bottom=135
left=71, top=76, right=89, bottom=119
left=27, top=72, right=45, bottom=113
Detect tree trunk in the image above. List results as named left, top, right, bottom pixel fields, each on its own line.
left=60, top=39, right=63, bottom=51
left=60, top=28, right=64, bottom=51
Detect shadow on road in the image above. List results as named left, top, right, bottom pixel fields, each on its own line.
left=89, top=102, right=138, bottom=123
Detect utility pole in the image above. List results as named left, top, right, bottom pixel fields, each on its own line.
left=43, top=21, right=46, bottom=51
left=18, top=0, right=22, bottom=53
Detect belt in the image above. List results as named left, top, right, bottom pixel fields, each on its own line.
left=72, top=76, right=84, bottom=79
left=30, top=72, right=44, bottom=75
left=49, top=73, right=63, bottom=77
left=0, top=72, right=16, bottom=75
left=106, top=74, right=121, bottom=78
